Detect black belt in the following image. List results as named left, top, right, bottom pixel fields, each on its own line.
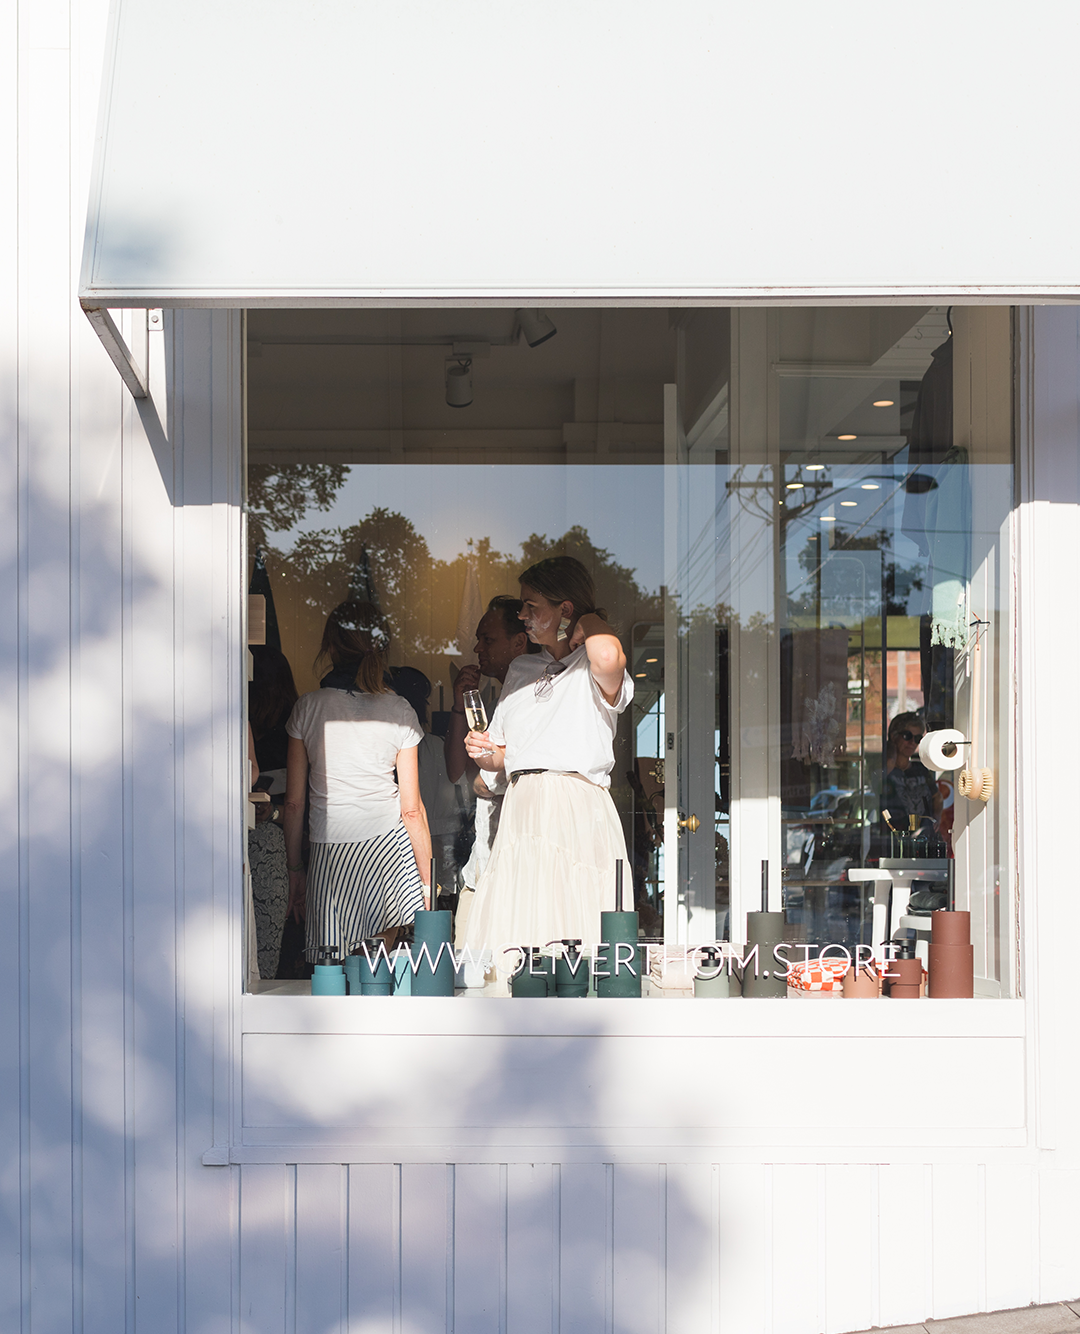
left=510, top=768, right=550, bottom=785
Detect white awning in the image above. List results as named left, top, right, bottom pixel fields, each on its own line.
left=82, top=0, right=1080, bottom=308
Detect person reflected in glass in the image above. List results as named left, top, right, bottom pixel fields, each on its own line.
left=283, top=601, right=432, bottom=965
left=883, top=711, right=942, bottom=843
left=462, top=557, right=633, bottom=989
left=249, top=645, right=299, bottom=804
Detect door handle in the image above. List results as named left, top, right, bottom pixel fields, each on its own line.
left=678, top=813, right=701, bottom=833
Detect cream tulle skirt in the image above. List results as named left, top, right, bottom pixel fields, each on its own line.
left=461, top=771, right=628, bottom=980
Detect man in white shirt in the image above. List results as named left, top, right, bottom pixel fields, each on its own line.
left=445, top=597, right=534, bottom=948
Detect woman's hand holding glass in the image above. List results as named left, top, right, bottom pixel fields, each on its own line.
left=462, top=688, right=496, bottom=763
left=465, top=730, right=505, bottom=772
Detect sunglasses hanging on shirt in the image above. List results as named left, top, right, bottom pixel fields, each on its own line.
left=534, top=661, right=567, bottom=700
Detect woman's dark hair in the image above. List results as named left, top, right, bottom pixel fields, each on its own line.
left=248, top=647, right=299, bottom=736
left=389, top=666, right=431, bottom=727
left=517, top=556, right=605, bottom=623
left=315, top=600, right=391, bottom=694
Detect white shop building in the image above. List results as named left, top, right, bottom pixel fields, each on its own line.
left=7, top=1, right=1080, bottom=1330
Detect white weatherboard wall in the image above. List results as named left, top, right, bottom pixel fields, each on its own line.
left=7, top=0, right=1080, bottom=1331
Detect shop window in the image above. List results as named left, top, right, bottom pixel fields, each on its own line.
left=244, top=307, right=1014, bottom=1000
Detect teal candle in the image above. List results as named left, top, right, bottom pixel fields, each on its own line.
left=555, top=940, right=589, bottom=998
left=310, top=963, right=346, bottom=996
left=409, top=910, right=455, bottom=997
left=511, top=948, right=551, bottom=997
left=597, top=910, right=641, bottom=998
left=342, top=954, right=362, bottom=995
left=392, top=946, right=412, bottom=995
left=358, top=939, right=394, bottom=995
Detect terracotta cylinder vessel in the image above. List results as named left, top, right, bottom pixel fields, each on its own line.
left=928, top=944, right=974, bottom=997
left=928, top=909, right=974, bottom=998
left=887, top=956, right=923, bottom=1000
left=842, top=963, right=880, bottom=998
left=930, top=909, right=971, bottom=947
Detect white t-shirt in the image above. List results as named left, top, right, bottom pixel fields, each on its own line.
left=485, top=646, right=633, bottom=789
left=286, top=688, right=423, bottom=843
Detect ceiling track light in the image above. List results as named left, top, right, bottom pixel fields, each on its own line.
left=515, top=308, right=557, bottom=348
left=445, top=356, right=473, bottom=408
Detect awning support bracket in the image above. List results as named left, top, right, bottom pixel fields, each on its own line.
left=81, top=303, right=149, bottom=399
left=82, top=303, right=170, bottom=454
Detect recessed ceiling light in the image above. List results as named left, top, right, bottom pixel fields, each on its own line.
left=635, top=672, right=646, bottom=679
left=786, top=482, right=804, bottom=490
left=841, top=500, right=857, bottom=507
left=805, top=464, right=825, bottom=471
left=872, top=400, right=894, bottom=408
left=838, top=434, right=857, bottom=441
left=861, top=483, right=880, bottom=490
left=646, top=657, right=658, bottom=663
left=820, top=515, right=836, bottom=523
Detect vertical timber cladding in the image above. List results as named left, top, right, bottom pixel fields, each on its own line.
left=131, top=310, right=245, bottom=1328
left=232, top=1160, right=1045, bottom=1331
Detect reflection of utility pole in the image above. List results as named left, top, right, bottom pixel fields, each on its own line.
left=858, top=617, right=867, bottom=842
left=813, top=532, right=822, bottom=633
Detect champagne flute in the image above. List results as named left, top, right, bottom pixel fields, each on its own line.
left=463, top=689, right=493, bottom=756
left=462, top=689, right=488, bottom=733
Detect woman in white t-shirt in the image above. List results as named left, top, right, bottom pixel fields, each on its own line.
left=462, top=557, right=633, bottom=979
left=284, top=602, right=431, bottom=960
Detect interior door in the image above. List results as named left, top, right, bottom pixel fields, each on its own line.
left=663, top=383, right=723, bottom=944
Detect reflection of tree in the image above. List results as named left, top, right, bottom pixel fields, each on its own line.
left=261, top=515, right=665, bottom=683
left=248, top=463, right=348, bottom=550
left=265, top=508, right=440, bottom=664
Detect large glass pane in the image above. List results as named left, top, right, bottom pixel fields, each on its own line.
left=677, top=307, right=1014, bottom=995
left=246, top=305, right=1015, bottom=998
left=246, top=311, right=676, bottom=989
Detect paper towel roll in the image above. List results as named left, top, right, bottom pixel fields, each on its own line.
left=919, top=728, right=967, bottom=771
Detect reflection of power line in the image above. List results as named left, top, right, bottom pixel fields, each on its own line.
left=782, top=467, right=918, bottom=604
left=675, top=467, right=778, bottom=611
left=678, top=464, right=918, bottom=629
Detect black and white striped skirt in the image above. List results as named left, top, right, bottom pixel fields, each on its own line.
left=306, top=823, right=424, bottom=958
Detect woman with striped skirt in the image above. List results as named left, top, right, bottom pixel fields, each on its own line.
left=283, top=601, right=431, bottom=959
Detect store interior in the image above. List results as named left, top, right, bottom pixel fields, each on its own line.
left=245, top=306, right=1014, bottom=998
